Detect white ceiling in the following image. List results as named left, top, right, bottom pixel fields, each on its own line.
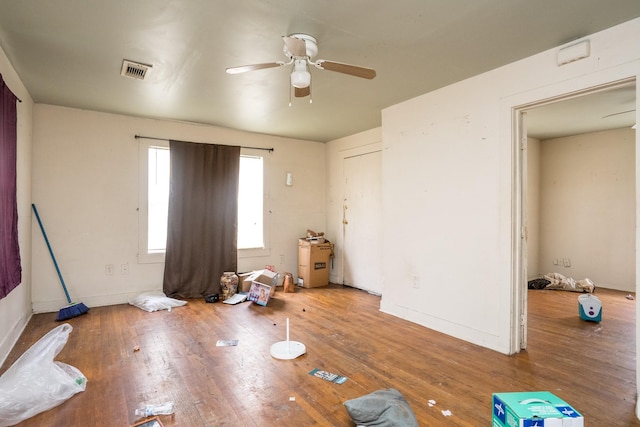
left=526, top=82, right=636, bottom=140
left=0, top=1, right=638, bottom=142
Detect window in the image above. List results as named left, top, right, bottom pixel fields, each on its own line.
left=138, top=142, right=267, bottom=263
left=237, top=155, right=264, bottom=249
left=147, top=146, right=170, bottom=253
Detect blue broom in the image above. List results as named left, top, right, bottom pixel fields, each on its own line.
left=32, top=204, right=90, bottom=321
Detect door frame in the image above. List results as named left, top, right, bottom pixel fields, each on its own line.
left=511, top=77, right=637, bottom=352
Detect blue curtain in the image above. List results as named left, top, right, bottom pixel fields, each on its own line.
left=0, top=74, right=20, bottom=299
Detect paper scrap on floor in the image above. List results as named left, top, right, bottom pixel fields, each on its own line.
left=223, top=293, right=248, bottom=305
left=216, top=340, right=239, bottom=347
left=309, top=368, right=348, bottom=384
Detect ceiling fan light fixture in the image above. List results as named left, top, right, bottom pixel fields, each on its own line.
left=290, top=60, right=311, bottom=88
left=226, top=34, right=376, bottom=103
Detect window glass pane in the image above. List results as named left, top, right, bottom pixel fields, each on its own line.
left=143, top=149, right=263, bottom=255
left=238, top=156, right=264, bottom=249
left=148, top=146, right=170, bottom=252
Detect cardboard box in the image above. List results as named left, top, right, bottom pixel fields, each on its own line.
left=492, top=391, right=583, bottom=427
left=239, top=269, right=279, bottom=292
left=298, top=239, right=333, bottom=288
left=247, top=281, right=272, bottom=306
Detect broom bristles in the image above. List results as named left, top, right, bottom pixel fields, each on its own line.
left=56, top=302, right=90, bottom=321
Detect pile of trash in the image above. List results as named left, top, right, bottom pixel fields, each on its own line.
left=528, top=273, right=595, bottom=293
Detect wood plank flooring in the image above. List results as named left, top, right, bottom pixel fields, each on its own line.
left=1, top=285, right=637, bottom=426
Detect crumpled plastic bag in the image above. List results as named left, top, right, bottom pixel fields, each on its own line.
left=575, top=278, right=595, bottom=293
left=129, top=290, right=187, bottom=312
left=544, top=272, right=595, bottom=293
left=0, top=323, right=87, bottom=426
left=544, top=272, right=577, bottom=290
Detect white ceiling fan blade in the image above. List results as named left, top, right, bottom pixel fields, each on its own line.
left=225, top=62, right=284, bottom=74
left=283, top=36, right=307, bottom=57
left=602, top=109, right=636, bottom=118
left=314, top=60, right=376, bottom=79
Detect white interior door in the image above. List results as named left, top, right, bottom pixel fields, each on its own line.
left=343, top=150, right=382, bottom=294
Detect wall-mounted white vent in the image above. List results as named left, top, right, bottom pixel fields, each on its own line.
left=557, top=40, right=590, bottom=66
left=121, top=60, right=152, bottom=80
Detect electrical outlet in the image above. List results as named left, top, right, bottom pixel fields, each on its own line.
left=280, top=254, right=285, bottom=264
left=105, top=264, right=114, bottom=275
left=121, top=263, right=129, bottom=275
left=412, top=275, right=419, bottom=289
left=564, top=258, right=571, bottom=267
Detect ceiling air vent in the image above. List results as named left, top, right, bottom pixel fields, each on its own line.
left=120, top=60, right=152, bottom=80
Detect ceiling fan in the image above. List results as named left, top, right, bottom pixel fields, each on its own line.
left=602, top=109, right=636, bottom=118
left=225, top=34, right=376, bottom=100
left=602, top=109, right=636, bottom=129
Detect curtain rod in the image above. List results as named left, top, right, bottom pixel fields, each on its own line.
left=134, top=134, right=274, bottom=152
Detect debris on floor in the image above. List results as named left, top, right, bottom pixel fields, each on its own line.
left=204, top=294, right=219, bottom=303
left=492, top=391, right=583, bottom=426
left=216, top=340, right=239, bottom=347
left=0, top=324, right=87, bottom=426
left=222, top=293, right=248, bottom=305
left=128, top=291, right=187, bottom=312
left=247, top=281, right=274, bottom=306
left=283, top=272, right=295, bottom=293
left=134, top=401, right=174, bottom=417
left=542, top=273, right=595, bottom=293
left=343, top=388, right=418, bottom=427
left=578, top=293, right=602, bottom=322
left=238, top=269, right=279, bottom=293
left=130, top=415, right=164, bottom=427
left=309, top=368, right=348, bottom=384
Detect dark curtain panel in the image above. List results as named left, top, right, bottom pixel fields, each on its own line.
left=163, top=140, right=240, bottom=298
left=0, top=75, right=21, bottom=299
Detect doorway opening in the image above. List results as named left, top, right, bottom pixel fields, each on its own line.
left=513, top=78, right=637, bottom=351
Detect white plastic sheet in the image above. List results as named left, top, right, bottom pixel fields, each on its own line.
left=0, top=323, right=87, bottom=426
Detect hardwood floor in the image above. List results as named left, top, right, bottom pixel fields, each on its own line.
left=1, top=285, right=637, bottom=426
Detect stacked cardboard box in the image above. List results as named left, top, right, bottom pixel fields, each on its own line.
left=298, top=238, right=333, bottom=288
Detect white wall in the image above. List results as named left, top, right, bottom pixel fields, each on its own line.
left=31, top=105, right=326, bottom=312
left=0, top=46, right=33, bottom=366
left=380, top=19, right=639, bottom=354
left=539, top=128, right=635, bottom=291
